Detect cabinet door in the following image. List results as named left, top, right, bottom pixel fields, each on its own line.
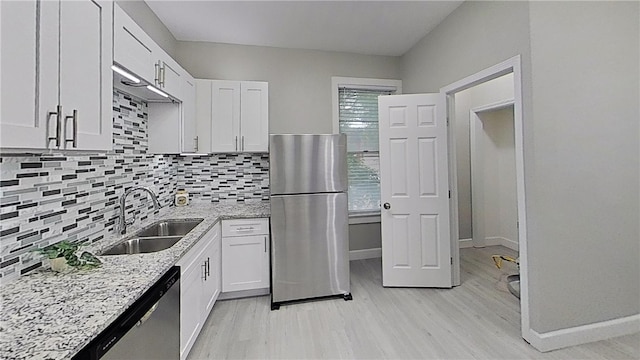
left=0, top=0, right=57, bottom=149
left=113, top=4, right=156, bottom=82
left=202, top=226, right=221, bottom=316
left=159, top=60, right=181, bottom=98
left=148, top=102, right=182, bottom=154
left=181, top=77, right=197, bottom=152
left=222, top=234, right=270, bottom=292
left=240, top=81, right=269, bottom=152
left=211, top=80, right=240, bottom=153
left=59, top=0, right=112, bottom=151
left=180, top=257, right=204, bottom=360
left=195, top=79, right=212, bottom=153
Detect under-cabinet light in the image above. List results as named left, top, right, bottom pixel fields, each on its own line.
left=146, top=85, right=169, bottom=98
left=111, top=65, right=140, bottom=83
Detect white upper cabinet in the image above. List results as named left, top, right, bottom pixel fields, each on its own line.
left=157, top=57, right=182, bottom=99
left=211, top=80, right=241, bottom=152
left=0, top=0, right=112, bottom=151
left=0, top=1, right=48, bottom=149
left=113, top=4, right=198, bottom=154
left=113, top=4, right=156, bottom=82
left=59, top=0, right=112, bottom=151
left=195, top=79, right=213, bottom=152
left=239, top=82, right=269, bottom=152
left=197, top=80, right=269, bottom=153
left=114, top=5, right=182, bottom=99
left=181, top=77, right=198, bottom=153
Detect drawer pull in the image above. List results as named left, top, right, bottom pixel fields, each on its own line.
left=202, top=262, right=207, bottom=281
left=235, top=226, right=255, bottom=232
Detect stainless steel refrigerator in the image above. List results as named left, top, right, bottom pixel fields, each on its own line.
left=269, top=134, right=351, bottom=309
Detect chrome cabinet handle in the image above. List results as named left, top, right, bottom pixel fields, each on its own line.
left=235, top=226, right=255, bottom=232
left=206, top=257, right=210, bottom=277
left=202, top=262, right=207, bottom=281
left=241, top=136, right=244, bottom=151
left=194, top=136, right=199, bottom=152
left=235, top=136, right=238, bottom=151
left=64, top=109, right=78, bottom=148
left=264, top=237, right=267, bottom=252
left=159, top=65, right=166, bottom=87
left=154, top=62, right=160, bottom=86
left=46, top=105, right=62, bottom=148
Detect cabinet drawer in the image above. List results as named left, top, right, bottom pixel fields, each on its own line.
left=222, top=218, right=269, bottom=237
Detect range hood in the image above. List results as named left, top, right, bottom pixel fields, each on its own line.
left=112, top=64, right=177, bottom=103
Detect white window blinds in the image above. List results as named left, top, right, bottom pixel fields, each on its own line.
left=338, top=87, right=393, bottom=213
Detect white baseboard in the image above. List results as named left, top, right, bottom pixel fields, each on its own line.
left=526, top=314, right=640, bottom=352
left=485, top=236, right=519, bottom=251
left=459, top=238, right=473, bottom=248
left=218, top=288, right=270, bottom=300
left=350, top=247, right=382, bottom=260
left=458, top=237, right=518, bottom=251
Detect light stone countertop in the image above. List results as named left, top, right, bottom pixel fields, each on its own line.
left=0, top=201, right=270, bottom=360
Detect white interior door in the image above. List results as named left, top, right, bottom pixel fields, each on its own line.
left=379, top=93, right=452, bottom=287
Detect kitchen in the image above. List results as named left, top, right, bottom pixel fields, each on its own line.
left=1, top=1, right=639, bottom=360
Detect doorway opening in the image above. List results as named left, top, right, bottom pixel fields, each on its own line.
left=470, top=101, right=518, bottom=252
left=440, top=55, right=530, bottom=343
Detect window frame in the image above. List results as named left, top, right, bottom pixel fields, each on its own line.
left=331, top=77, right=402, bottom=223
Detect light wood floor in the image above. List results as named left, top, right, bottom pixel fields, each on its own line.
left=188, top=246, right=639, bottom=359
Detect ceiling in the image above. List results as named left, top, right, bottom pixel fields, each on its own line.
left=145, top=1, right=464, bottom=57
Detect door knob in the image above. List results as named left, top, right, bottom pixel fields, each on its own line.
left=383, top=203, right=391, bottom=210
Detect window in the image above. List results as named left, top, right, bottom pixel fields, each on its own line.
left=332, top=77, right=402, bottom=215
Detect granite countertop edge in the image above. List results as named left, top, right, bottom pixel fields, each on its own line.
left=0, top=201, right=270, bottom=360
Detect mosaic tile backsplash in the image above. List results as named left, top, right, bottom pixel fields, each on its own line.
left=178, top=153, right=270, bottom=202
left=0, top=91, right=269, bottom=283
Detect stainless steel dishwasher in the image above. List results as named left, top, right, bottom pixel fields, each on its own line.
left=74, top=267, right=180, bottom=360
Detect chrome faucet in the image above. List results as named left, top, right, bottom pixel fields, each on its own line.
left=119, top=186, right=161, bottom=234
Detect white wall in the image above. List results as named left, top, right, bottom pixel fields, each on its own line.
left=454, top=74, right=514, bottom=240
left=175, top=41, right=400, bottom=253
left=115, top=0, right=178, bottom=58
left=527, top=1, right=639, bottom=333
left=402, top=0, right=639, bottom=336
left=479, top=107, right=518, bottom=246
left=175, top=41, right=401, bottom=135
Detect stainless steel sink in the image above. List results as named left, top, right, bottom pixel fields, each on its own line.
left=102, top=219, right=204, bottom=255
left=101, top=236, right=182, bottom=255
left=135, top=219, right=203, bottom=237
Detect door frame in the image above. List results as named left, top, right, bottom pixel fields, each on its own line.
left=469, top=99, right=515, bottom=249
left=439, top=55, right=530, bottom=340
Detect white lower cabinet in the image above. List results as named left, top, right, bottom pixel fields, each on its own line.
left=177, top=223, right=221, bottom=360
left=222, top=218, right=270, bottom=293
